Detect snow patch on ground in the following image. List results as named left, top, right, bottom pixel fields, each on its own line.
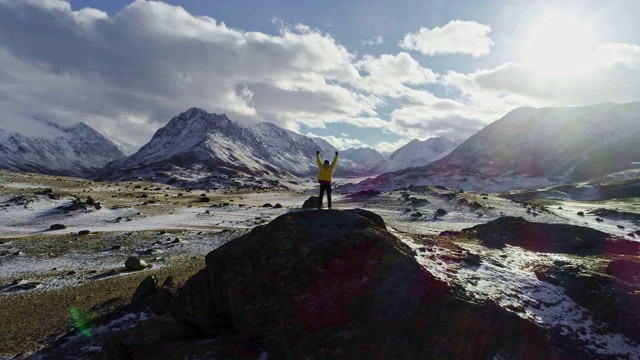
left=394, top=230, right=640, bottom=359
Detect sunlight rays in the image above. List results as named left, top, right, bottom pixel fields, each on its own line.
left=519, top=12, right=596, bottom=74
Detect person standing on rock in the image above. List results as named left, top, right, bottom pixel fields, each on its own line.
left=316, top=150, right=338, bottom=209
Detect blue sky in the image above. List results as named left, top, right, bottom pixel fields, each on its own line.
left=1, top=0, right=639, bottom=152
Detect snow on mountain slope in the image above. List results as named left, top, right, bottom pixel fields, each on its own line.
left=94, top=108, right=287, bottom=188
left=346, top=102, right=640, bottom=193
left=94, top=108, right=391, bottom=188
left=340, top=147, right=386, bottom=173
left=371, top=137, right=460, bottom=174
left=443, top=102, right=640, bottom=181
left=0, top=120, right=125, bottom=178
left=249, top=122, right=326, bottom=176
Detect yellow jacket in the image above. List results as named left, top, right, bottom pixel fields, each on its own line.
left=316, top=153, right=338, bottom=182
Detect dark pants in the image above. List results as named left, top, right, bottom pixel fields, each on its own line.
left=318, top=182, right=332, bottom=209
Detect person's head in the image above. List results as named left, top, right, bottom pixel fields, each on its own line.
left=323, top=160, right=329, bottom=165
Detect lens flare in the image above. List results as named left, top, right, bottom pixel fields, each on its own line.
left=69, top=306, right=96, bottom=338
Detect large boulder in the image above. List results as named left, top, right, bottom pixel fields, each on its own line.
left=180, top=209, right=563, bottom=358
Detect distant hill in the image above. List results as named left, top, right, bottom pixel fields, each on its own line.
left=344, top=102, right=640, bottom=193
left=0, top=120, right=125, bottom=178
left=371, top=137, right=461, bottom=174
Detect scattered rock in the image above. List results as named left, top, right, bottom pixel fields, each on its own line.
left=346, top=189, right=381, bottom=198
left=577, top=211, right=585, bottom=216
left=125, top=256, right=147, bottom=271
left=49, top=224, right=66, bottom=230
left=131, top=275, right=159, bottom=310
left=77, top=230, right=91, bottom=236
left=273, top=203, right=283, bottom=209
left=262, top=203, right=272, bottom=207
left=301, top=196, right=319, bottom=209
left=463, top=252, right=482, bottom=266
left=435, top=208, right=447, bottom=216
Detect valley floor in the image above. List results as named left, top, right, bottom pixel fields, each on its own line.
left=1, top=170, right=639, bottom=359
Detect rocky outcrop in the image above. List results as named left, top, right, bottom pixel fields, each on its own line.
left=534, top=260, right=640, bottom=343
left=462, top=216, right=640, bottom=255
left=151, top=210, right=565, bottom=358
left=36, top=210, right=583, bottom=359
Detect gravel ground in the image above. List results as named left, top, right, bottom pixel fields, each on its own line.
left=0, top=254, right=203, bottom=358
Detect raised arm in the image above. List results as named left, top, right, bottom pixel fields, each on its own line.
left=329, top=151, right=338, bottom=169
left=316, top=151, right=322, bottom=167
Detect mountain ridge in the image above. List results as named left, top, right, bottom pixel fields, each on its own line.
left=0, top=119, right=126, bottom=178
left=342, top=101, right=640, bottom=193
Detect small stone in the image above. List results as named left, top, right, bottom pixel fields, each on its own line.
left=49, top=224, right=66, bottom=230
left=125, top=256, right=147, bottom=271
left=464, top=253, right=481, bottom=267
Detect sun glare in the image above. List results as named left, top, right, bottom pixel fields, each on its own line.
left=520, top=13, right=596, bottom=74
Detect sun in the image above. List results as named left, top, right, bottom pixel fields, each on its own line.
left=519, top=13, right=596, bottom=74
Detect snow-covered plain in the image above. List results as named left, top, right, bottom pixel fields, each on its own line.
left=1, top=170, right=640, bottom=358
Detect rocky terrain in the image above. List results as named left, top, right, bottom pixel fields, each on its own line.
left=1, top=170, right=639, bottom=359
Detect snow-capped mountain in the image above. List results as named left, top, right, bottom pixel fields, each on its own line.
left=93, top=108, right=383, bottom=188
left=340, top=147, right=386, bottom=173
left=371, top=137, right=461, bottom=174
left=345, top=102, right=640, bottom=193
left=0, top=120, right=125, bottom=178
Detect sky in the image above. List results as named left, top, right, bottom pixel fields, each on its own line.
left=0, top=0, right=639, bottom=153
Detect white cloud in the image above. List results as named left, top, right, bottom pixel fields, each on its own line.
left=444, top=42, right=640, bottom=107
left=399, top=20, right=494, bottom=57
left=362, top=35, right=383, bottom=46
left=0, top=0, right=373, bottom=145
left=355, top=52, right=438, bottom=96
left=306, top=132, right=366, bottom=150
